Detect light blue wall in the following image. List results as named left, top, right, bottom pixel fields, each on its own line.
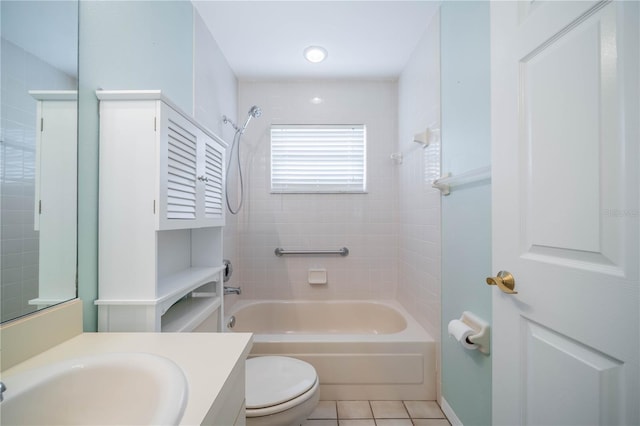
left=77, top=1, right=194, bottom=331
left=440, top=2, right=492, bottom=425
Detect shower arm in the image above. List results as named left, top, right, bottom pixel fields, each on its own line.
left=223, top=107, right=262, bottom=135
left=222, top=115, right=241, bottom=133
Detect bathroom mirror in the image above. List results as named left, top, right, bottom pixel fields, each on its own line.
left=1, top=1, right=79, bottom=322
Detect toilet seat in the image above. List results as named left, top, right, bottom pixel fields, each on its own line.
left=245, top=356, right=319, bottom=418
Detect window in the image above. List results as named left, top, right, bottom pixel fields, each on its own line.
left=270, top=124, right=367, bottom=193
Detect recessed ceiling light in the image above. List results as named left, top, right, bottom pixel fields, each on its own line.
left=304, top=46, right=328, bottom=63
left=310, top=97, right=323, bottom=104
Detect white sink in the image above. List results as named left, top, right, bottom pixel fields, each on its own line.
left=0, top=352, right=188, bottom=425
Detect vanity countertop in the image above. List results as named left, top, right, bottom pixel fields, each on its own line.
left=1, top=332, right=253, bottom=425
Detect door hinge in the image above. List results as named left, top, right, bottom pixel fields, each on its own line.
left=154, top=117, right=157, bottom=132
left=153, top=200, right=156, bottom=214
left=40, top=118, right=44, bottom=132
left=39, top=200, right=42, bottom=214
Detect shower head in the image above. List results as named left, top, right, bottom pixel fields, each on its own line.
left=248, top=105, right=262, bottom=118
left=241, top=105, right=262, bottom=133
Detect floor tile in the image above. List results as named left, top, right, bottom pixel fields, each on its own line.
left=337, top=401, right=373, bottom=419
left=303, top=420, right=339, bottom=426
left=309, top=401, right=338, bottom=419
left=370, top=401, right=409, bottom=419
left=375, top=419, right=413, bottom=426
left=412, top=419, right=451, bottom=426
left=338, top=420, right=376, bottom=426
left=403, top=401, right=445, bottom=419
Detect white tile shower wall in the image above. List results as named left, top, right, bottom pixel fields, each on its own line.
left=397, top=12, right=441, bottom=340
left=192, top=10, right=240, bottom=293
left=0, top=39, right=76, bottom=321
left=236, top=80, right=398, bottom=300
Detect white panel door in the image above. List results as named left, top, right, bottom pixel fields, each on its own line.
left=491, top=1, right=639, bottom=425
left=35, top=98, right=77, bottom=303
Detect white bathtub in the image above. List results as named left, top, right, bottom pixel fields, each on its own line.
left=226, top=300, right=435, bottom=400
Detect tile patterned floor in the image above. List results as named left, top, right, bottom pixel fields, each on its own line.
left=303, top=400, right=451, bottom=426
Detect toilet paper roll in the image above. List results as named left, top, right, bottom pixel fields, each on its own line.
left=448, top=319, right=478, bottom=350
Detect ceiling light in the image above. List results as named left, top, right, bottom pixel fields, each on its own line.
left=304, top=46, right=327, bottom=63
left=310, top=97, right=323, bottom=104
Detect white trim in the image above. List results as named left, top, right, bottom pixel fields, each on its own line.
left=440, top=397, right=463, bottom=426
left=95, top=90, right=227, bottom=148
left=192, top=5, right=196, bottom=118
left=29, top=90, right=77, bottom=101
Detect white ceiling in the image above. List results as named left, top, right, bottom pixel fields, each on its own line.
left=193, top=1, right=440, bottom=80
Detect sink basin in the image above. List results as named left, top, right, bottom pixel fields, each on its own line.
left=0, top=352, right=188, bottom=425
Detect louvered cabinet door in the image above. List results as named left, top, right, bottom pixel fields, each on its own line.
left=199, top=134, right=225, bottom=226
left=158, top=104, right=198, bottom=229
left=158, top=103, right=226, bottom=230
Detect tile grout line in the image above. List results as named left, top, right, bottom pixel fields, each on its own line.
left=307, top=400, right=451, bottom=425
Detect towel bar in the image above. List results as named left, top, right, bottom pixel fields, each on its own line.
left=432, top=166, right=491, bottom=196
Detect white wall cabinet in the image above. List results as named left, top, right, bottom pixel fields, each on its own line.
left=95, top=90, right=227, bottom=332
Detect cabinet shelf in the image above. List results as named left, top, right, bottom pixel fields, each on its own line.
left=158, top=266, right=224, bottom=314
left=95, top=266, right=224, bottom=309
left=161, top=294, right=222, bottom=332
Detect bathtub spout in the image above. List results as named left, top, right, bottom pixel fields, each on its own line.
left=224, top=286, right=241, bottom=295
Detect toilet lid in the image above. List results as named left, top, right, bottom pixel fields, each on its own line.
left=245, top=356, right=318, bottom=409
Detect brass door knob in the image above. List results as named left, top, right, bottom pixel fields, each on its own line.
left=486, top=271, right=518, bottom=294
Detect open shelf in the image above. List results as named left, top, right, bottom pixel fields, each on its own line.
left=161, top=293, right=222, bottom=332
left=157, top=266, right=224, bottom=315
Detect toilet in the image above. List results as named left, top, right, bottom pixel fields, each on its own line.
left=245, top=356, right=320, bottom=426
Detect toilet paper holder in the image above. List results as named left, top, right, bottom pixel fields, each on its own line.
left=459, top=311, right=491, bottom=355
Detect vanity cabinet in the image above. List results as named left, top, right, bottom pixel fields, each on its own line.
left=95, top=90, right=227, bottom=332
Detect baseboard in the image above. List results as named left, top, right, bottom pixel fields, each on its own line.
left=440, top=397, right=463, bottom=426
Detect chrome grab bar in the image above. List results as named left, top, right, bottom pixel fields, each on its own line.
left=274, top=247, right=349, bottom=257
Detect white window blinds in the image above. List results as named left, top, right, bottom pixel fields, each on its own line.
left=270, top=124, right=367, bottom=193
